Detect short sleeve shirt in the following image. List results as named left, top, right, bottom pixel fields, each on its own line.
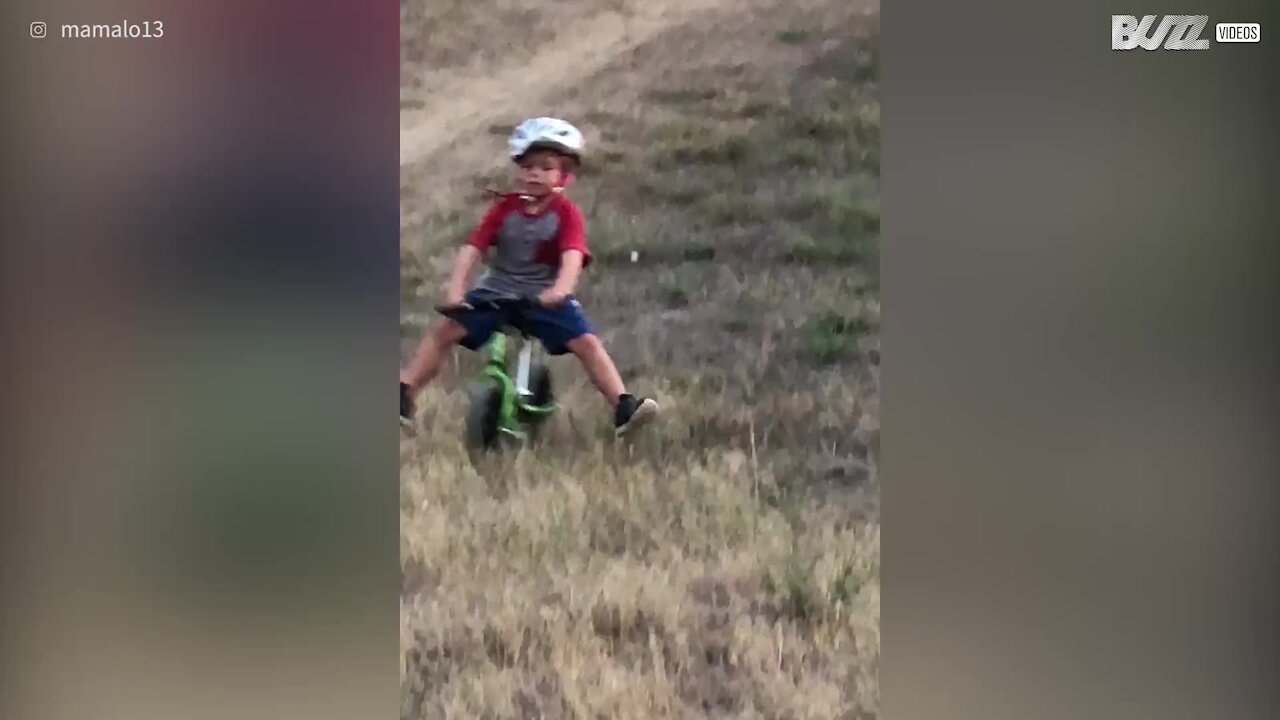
left=467, top=193, right=592, bottom=297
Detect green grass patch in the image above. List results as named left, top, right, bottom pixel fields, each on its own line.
left=664, top=185, right=707, bottom=207
left=634, top=178, right=711, bottom=208
left=586, top=213, right=661, bottom=264
left=468, top=166, right=510, bottom=192
left=806, top=311, right=871, bottom=364
left=654, top=134, right=754, bottom=170
left=763, top=548, right=819, bottom=622
left=586, top=211, right=719, bottom=266
left=657, top=270, right=691, bottom=308
left=783, top=230, right=864, bottom=266
left=400, top=254, right=428, bottom=304
left=775, top=28, right=812, bottom=45
left=577, top=148, right=630, bottom=178
left=788, top=108, right=853, bottom=143
left=776, top=178, right=879, bottom=245
left=829, top=561, right=866, bottom=608
left=851, top=35, right=880, bottom=84
left=849, top=101, right=881, bottom=170
left=783, top=138, right=824, bottom=167
left=827, top=193, right=880, bottom=237
left=707, top=89, right=786, bottom=120
left=699, top=192, right=765, bottom=228
left=681, top=243, right=717, bottom=262
left=645, top=87, right=720, bottom=105
left=649, top=118, right=757, bottom=170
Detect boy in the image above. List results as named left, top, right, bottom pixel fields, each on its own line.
left=399, top=117, right=659, bottom=436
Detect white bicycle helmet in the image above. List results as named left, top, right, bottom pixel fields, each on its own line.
left=508, top=117, right=585, bottom=166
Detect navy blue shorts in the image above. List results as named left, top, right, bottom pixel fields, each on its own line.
left=453, top=289, right=594, bottom=356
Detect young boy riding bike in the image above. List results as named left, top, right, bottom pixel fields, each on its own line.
left=400, top=117, right=660, bottom=437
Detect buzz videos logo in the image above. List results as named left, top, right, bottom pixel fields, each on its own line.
left=1112, top=15, right=1261, bottom=50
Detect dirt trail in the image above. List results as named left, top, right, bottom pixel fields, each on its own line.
left=398, top=0, right=732, bottom=169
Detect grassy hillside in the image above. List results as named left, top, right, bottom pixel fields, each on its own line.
left=401, top=1, right=880, bottom=717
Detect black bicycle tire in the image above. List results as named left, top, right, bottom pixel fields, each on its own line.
left=465, top=381, right=504, bottom=451
left=519, top=364, right=555, bottom=427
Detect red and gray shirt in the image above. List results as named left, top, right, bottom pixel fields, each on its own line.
left=468, top=192, right=593, bottom=297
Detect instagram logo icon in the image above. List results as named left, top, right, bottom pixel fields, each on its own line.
left=30, top=21, right=47, bottom=38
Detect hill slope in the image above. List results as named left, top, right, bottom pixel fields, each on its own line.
left=401, top=1, right=880, bottom=717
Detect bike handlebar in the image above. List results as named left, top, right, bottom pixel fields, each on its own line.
left=434, top=294, right=543, bottom=317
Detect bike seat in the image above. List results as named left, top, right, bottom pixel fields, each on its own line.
left=498, top=323, right=533, bottom=339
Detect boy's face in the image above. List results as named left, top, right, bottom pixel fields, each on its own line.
left=515, top=150, right=567, bottom=197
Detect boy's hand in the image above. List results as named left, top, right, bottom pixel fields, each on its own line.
left=538, top=288, right=569, bottom=308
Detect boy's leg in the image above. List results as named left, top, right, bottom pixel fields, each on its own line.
left=400, top=320, right=465, bottom=434
left=524, top=299, right=617, bottom=400
left=403, top=290, right=505, bottom=392
left=528, top=299, right=659, bottom=433
left=400, top=297, right=503, bottom=430
left=400, top=318, right=468, bottom=392
left=564, top=334, right=658, bottom=433
left=564, top=334, right=626, bottom=405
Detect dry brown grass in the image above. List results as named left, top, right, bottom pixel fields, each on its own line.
left=399, top=0, right=738, bottom=197
left=401, top=435, right=879, bottom=718
left=401, top=0, right=879, bottom=717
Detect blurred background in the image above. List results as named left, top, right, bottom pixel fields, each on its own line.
left=5, top=1, right=399, bottom=718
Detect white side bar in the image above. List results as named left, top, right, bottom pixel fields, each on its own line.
left=516, top=341, right=533, bottom=397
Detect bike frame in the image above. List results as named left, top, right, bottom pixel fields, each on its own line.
left=481, top=332, right=555, bottom=439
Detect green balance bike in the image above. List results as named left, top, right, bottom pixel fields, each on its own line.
left=436, top=296, right=556, bottom=452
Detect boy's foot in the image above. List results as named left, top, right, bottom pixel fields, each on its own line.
left=614, top=394, right=659, bottom=436
left=400, top=382, right=418, bottom=435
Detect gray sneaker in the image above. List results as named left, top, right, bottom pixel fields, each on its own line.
left=614, top=394, right=659, bottom=436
